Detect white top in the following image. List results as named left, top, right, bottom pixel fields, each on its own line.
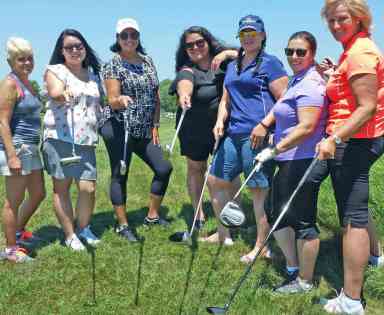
left=43, top=64, right=102, bottom=146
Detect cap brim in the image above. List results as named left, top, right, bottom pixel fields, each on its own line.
left=238, top=25, right=264, bottom=33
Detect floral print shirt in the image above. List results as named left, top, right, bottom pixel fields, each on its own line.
left=101, top=53, right=159, bottom=139
left=43, top=64, right=102, bottom=146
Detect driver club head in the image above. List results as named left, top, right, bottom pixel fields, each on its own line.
left=60, top=155, right=82, bottom=165
left=206, top=306, right=227, bottom=314
left=120, top=160, right=127, bottom=175
left=219, top=201, right=246, bottom=228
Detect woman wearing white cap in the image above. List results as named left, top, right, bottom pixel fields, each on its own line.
left=100, top=18, right=173, bottom=241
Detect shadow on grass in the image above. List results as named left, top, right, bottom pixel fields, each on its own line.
left=25, top=225, right=63, bottom=255
left=177, top=202, right=215, bottom=230
left=178, top=236, right=198, bottom=315
left=195, top=244, right=223, bottom=315
left=134, top=238, right=145, bottom=306
left=90, top=205, right=172, bottom=237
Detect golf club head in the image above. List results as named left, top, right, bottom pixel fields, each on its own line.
left=169, top=231, right=190, bottom=244
left=206, top=306, right=227, bottom=314
left=60, top=155, right=82, bottom=165
left=120, top=160, right=127, bottom=175
left=219, top=201, right=246, bottom=228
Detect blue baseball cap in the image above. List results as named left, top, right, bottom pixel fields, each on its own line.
left=238, top=15, right=265, bottom=33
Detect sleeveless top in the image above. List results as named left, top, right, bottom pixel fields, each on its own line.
left=43, top=64, right=102, bottom=146
left=0, top=72, right=42, bottom=150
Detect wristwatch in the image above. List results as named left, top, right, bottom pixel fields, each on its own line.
left=331, top=134, right=343, bottom=145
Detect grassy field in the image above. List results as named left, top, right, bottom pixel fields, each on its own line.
left=0, top=117, right=383, bottom=315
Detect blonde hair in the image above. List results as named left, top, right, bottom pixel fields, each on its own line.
left=6, top=37, right=33, bottom=64
left=321, top=0, right=372, bottom=33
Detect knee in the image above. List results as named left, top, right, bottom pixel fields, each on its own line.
left=36, top=189, right=46, bottom=203
left=188, top=162, right=207, bottom=176
left=156, top=162, right=173, bottom=180
left=79, top=181, right=96, bottom=195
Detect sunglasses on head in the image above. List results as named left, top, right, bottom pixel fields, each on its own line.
left=119, top=31, right=139, bottom=40
left=284, top=48, right=308, bottom=57
left=238, top=30, right=259, bottom=40
left=63, top=43, right=84, bottom=52
left=185, top=38, right=206, bottom=50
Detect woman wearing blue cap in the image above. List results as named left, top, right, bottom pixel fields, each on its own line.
left=205, top=15, right=288, bottom=257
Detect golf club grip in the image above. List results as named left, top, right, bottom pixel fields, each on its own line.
left=170, top=108, right=187, bottom=153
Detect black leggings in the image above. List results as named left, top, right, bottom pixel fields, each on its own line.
left=100, top=117, right=173, bottom=206
left=310, top=137, right=384, bottom=227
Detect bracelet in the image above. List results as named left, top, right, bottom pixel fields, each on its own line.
left=260, top=121, right=269, bottom=130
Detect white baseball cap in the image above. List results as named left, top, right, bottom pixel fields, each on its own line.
left=116, top=18, right=140, bottom=34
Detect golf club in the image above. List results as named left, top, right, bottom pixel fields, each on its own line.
left=163, top=108, right=187, bottom=159
left=218, top=160, right=263, bottom=228
left=120, top=110, right=129, bottom=175
left=84, top=243, right=97, bottom=306
left=60, top=95, right=82, bottom=166
left=207, top=157, right=319, bottom=314
left=169, top=138, right=220, bottom=245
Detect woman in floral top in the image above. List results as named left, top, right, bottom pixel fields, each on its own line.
left=42, top=29, right=102, bottom=251
left=100, top=18, right=173, bottom=241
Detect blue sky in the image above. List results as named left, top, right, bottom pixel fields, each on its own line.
left=1, top=0, right=383, bottom=84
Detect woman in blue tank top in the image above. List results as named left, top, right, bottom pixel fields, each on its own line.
left=0, top=37, right=45, bottom=263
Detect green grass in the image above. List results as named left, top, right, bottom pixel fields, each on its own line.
left=0, top=117, right=383, bottom=315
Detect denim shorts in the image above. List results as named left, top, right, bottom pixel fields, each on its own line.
left=0, top=143, right=43, bottom=176
left=210, top=134, right=274, bottom=189
left=42, top=138, right=97, bottom=181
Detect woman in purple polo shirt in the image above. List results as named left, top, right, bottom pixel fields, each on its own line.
left=204, top=15, right=288, bottom=254
left=255, top=31, right=327, bottom=293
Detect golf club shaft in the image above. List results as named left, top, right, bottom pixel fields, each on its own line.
left=231, top=161, right=262, bottom=201
left=122, top=111, right=129, bottom=162
left=189, top=138, right=221, bottom=235
left=169, top=108, right=187, bottom=153
left=218, top=157, right=319, bottom=311
left=71, top=98, right=76, bottom=155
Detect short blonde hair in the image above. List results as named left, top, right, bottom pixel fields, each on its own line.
left=321, top=0, right=372, bottom=33
left=6, top=37, right=33, bottom=64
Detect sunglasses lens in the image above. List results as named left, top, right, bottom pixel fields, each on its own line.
left=239, top=31, right=257, bottom=39
left=284, top=48, right=294, bottom=56
left=120, top=32, right=138, bottom=40
left=285, top=48, right=307, bottom=57
left=297, top=49, right=307, bottom=57
left=185, top=39, right=206, bottom=50
left=64, top=44, right=84, bottom=52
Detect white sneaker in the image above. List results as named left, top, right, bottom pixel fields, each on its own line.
left=321, top=289, right=365, bottom=315
left=65, top=234, right=86, bottom=251
left=78, top=225, right=100, bottom=246
left=223, top=238, right=234, bottom=246
left=368, top=254, right=384, bottom=267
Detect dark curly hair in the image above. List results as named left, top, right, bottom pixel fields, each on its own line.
left=49, top=29, right=101, bottom=75
left=175, top=26, right=231, bottom=72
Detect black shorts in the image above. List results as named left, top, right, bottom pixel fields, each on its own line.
left=310, top=137, right=384, bottom=228
left=268, top=158, right=321, bottom=240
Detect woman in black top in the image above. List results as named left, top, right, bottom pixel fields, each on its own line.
left=170, top=26, right=239, bottom=228
left=100, top=18, right=173, bottom=241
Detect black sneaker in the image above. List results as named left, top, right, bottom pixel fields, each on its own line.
left=143, top=216, right=170, bottom=227
left=115, top=224, right=138, bottom=242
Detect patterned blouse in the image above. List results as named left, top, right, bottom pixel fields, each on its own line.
left=43, top=64, right=102, bottom=146
left=101, top=53, right=159, bottom=139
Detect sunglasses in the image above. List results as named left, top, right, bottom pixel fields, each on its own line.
left=119, top=31, right=139, bottom=40
left=185, top=39, right=206, bottom=50
left=284, top=48, right=308, bottom=57
left=238, top=30, right=259, bottom=40
left=16, top=55, right=34, bottom=63
left=63, top=43, right=84, bottom=52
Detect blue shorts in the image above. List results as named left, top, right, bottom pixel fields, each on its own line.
left=210, top=134, right=274, bottom=189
